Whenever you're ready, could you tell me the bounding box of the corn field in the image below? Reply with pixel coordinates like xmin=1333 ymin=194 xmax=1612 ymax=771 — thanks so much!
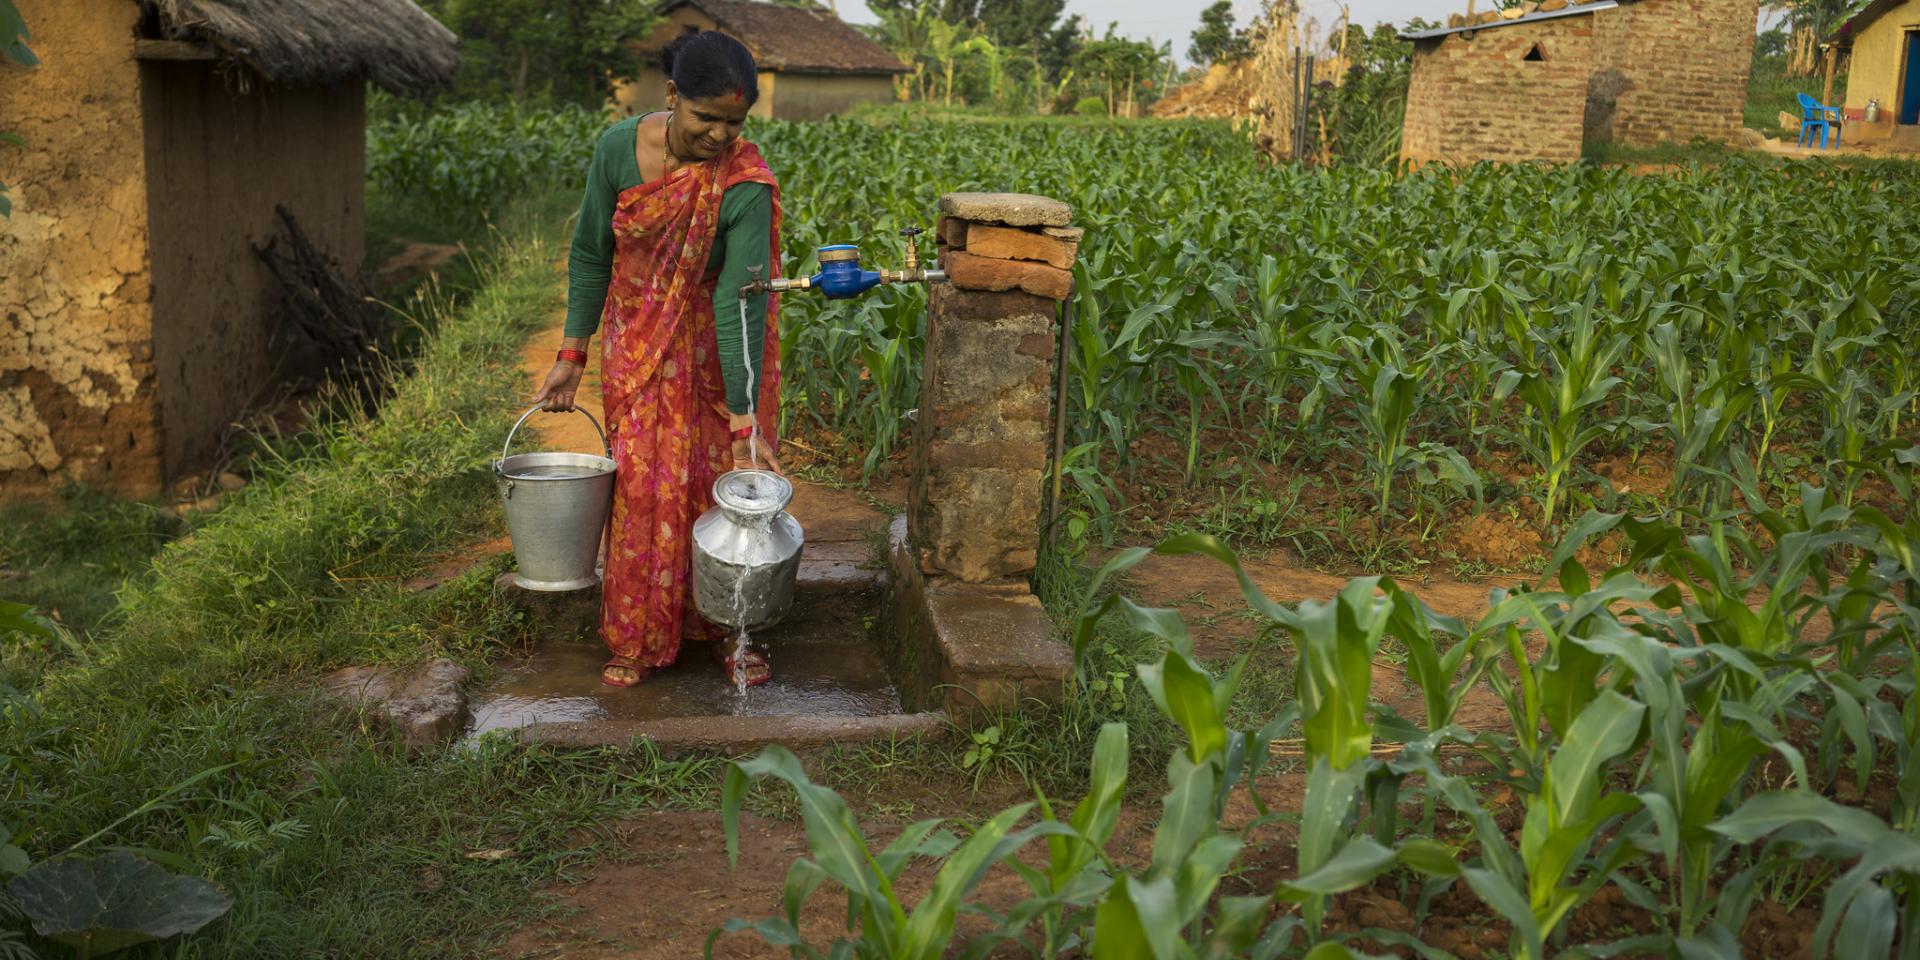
xmin=369 ymin=104 xmax=1920 ymax=959
xmin=372 ymin=111 xmax=1920 ymax=564
xmin=722 ymin=488 xmax=1920 ymax=959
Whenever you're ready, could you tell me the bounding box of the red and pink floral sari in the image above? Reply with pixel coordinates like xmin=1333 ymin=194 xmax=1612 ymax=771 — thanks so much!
xmin=599 ymin=138 xmax=781 ymax=671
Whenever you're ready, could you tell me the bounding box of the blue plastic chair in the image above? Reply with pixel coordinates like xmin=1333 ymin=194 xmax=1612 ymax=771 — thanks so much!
xmin=1798 ymin=92 xmax=1843 ymax=149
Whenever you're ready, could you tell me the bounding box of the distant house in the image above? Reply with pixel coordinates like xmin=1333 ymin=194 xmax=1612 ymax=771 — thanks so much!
xmin=1834 ymin=0 xmax=1920 ymax=147
xmin=1398 ymin=0 xmax=1758 ymax=166
xmin=0 ymin=0 xmax=456 ymax=496
xmin=613 ymin=0 xmax=909 ymax=121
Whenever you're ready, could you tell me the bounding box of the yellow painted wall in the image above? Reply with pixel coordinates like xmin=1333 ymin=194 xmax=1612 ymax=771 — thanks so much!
xmin=0 ymin=0 xmax=164 ymax=494
xmin=1845 ymin=0 xmax=1920 ymax=139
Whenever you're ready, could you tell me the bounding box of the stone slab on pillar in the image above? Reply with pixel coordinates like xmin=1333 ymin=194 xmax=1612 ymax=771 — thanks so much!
xmin=911 ymin=191 xmax=1075 ymax=584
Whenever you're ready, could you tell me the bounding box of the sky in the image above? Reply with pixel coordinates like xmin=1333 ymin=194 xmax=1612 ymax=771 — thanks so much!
xmin=837 ymin=0 xmax=1470 ymax=66
xmin=836 ymin=0 xmax=1778 ymax=68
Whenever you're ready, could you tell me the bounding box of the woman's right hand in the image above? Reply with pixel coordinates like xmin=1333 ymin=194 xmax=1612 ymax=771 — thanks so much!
xmin=532 ymin=361 xmax=585 ymax=412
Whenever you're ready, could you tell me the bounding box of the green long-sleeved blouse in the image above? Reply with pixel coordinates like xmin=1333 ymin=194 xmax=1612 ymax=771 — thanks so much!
xmin=564 ymin=114 xmax=773 ymax=415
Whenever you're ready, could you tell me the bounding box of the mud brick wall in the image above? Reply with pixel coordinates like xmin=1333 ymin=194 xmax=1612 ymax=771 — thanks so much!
xmin=1401 ymin=14 xmax=1596 ymax=166
xmin=1588 ymin=0 xmax=1759 ymax=147
xmin=0 ymin=1 xmax=164 ymax=494
xmin=911 ymin=193 xmax=1076 ymax=582
xmin=141 ymin=64 xmax=367 ymax=476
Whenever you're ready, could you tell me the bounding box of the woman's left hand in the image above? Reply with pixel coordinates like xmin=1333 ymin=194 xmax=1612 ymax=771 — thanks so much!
xmin=727 ymin=412 xmax=783 ymax=475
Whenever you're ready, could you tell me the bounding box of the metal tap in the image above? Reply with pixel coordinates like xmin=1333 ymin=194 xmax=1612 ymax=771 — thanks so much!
xmin=880 ymin=227 xmax=947 ymax=285
xmin=738 ymin=226 xmax=946 ymax=301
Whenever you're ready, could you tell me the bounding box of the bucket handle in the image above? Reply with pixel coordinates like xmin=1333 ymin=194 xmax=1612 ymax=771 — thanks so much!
xmin=501 ymin=405 xmax=612 ymax=465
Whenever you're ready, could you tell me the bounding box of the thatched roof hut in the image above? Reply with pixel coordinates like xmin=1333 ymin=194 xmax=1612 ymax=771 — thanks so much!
xmin=147 ymin=0 xmax=458 ymax=93
xmin=0 ymin=0 xmax=457 ymax=497
xmin=613 ymin=0 xmax=908 ymax=121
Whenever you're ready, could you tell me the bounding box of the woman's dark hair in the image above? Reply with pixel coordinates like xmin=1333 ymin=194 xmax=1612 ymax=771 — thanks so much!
xmin=660 ymin=31 xmax=759 ymax=106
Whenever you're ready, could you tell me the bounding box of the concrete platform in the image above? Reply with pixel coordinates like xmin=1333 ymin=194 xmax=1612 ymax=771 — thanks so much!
xmin=475 ymin=481 xmax=951 ymax=754
xmin=877 ymin=515 xmax=1072 ymax=718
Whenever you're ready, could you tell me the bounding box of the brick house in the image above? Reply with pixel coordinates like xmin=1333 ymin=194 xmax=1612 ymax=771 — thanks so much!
xmin=0 ymin=0 xmax=455 ymax=496
xmin=612 ymin=0 xmax=908 ymax=121
xmin=1400 ymin=0 xmax=1759 ymax=166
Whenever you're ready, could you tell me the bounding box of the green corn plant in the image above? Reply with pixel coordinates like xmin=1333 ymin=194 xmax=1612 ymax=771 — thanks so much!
xmin=1382 ymin=587 xmax=1486 ymax=737
xmin=1710 ymin=791 xmax=1920 ymax=960
xmin=1397 ymin=689 xmax=1651 ymax=960
xmin=1632 ymin=316 xmax=1751 ymax=512
xmin=1328 ymin=331 xmax=1480 ymax=525
xmin=1493 ymin=298 xmax=1633 ymax=528
xmin=1263 ymin=577 xmax=1397 ymax=942
xmin=715 ymin=745 xmax=1071 ymax=960
xmin=966 ymin=722 xmax=1129 ymax=959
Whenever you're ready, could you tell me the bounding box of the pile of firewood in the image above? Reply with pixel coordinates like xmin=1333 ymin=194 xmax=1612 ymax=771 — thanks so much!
xmin=252 ymin=204 xmax=391 ymax=407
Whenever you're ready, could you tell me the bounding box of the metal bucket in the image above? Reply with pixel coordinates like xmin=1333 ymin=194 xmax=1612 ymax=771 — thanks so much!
xmin=692 ymin=469 xmax=804 ymax=630
xmin=494 ymin=405 xmax=615 ymax=592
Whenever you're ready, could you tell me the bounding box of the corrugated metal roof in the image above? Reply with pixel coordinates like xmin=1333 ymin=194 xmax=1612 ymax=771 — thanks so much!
xmin=1400 ymin=1 xmax=1622 ymax=42
xmin=1834 ymin=0 xmax=1903 ymax=45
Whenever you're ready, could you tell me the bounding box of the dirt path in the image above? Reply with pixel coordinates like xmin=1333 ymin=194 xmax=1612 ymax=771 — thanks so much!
xmin=495 ymin=781 xmax=1307 ymax=959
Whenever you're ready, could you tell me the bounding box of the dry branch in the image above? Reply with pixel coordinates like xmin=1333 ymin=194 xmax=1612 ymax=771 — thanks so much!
xmin=252 ymin=204 xmax=391 ymax=404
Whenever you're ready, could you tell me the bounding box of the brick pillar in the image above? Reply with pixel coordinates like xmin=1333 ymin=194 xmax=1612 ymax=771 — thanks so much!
xmin=908 ymin=192 xmax=1079 ymax=583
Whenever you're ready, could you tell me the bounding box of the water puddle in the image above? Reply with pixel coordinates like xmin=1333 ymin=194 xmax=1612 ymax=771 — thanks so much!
xmin=464 ymin=597 xmax=901 ymax=739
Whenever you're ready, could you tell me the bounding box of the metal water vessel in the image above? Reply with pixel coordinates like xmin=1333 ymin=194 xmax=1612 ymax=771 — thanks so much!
xmin=494 ymin=406 xmax=614 ymax=591
xmin=691 ymin=469 xmax=803 ymax=629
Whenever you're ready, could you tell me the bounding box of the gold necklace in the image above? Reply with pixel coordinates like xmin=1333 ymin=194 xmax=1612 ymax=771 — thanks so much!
xmin=662 ymin=111 xmax=677 ymax=172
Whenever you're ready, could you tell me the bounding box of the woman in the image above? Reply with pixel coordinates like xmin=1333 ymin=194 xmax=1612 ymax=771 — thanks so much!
xmin=532 ymin=31 xmax=783 ymax=688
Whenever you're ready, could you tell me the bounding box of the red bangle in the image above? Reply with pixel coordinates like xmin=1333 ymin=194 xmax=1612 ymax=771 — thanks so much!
xmin=556 ymin=348 xmax=588 ymax=366
xmin=730 ymin=425 xmax=754 ymax=440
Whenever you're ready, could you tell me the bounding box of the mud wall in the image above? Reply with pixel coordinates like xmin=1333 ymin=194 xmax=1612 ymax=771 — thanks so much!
xmin=140 ymin=62 xmax=367 ymax=477
xmin=767 ymin=73 xmax=894 ymax=121
xmin=613 ymin=7 xmax=779 ymax=120
xmin=0 ymin=1 xmax=162 ymax=495
xmin=1401 ymin=15 xmax=1596 ymax=166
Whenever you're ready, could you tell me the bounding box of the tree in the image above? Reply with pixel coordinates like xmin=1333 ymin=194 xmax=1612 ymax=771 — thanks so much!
xmin=864 ymin=4 xmax=938 ymax=100
xmin=1763 ymin=0 xmax=1867 ymax=75
xmin=923 ymin=18 xmax=995 ymax=105
xmin=1073 ymin=25 xmax=1169 ymax=116
xmin=1 ymin=0 xmax=36 ymax=217
xmin=418 ymin=0 xmax=658 ymax=106
xmin=1188 ymin=0 xmax=1248 ymax=66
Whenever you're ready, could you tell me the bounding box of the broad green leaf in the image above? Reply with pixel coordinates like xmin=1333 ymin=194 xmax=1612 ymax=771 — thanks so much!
xmin=1139 ymin=652 xmax=1227 ymax=763
xmin=1090 ymin=876 xmax=1152 ymax=960
xmin=1150 ymin=752 xmax=1217 ymax=874
xmin=9 ymin=853 xmax=233 ymax=956
xmin=901 ymin=803 xmax=1035 ymax=959
xmin=1050 ymin=722 xmax=1128 ymax=885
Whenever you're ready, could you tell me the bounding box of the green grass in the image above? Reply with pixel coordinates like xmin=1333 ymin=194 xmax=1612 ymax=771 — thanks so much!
xmin=1580 ymin=137 xmax=1742 ymax=166
xmin=0 ymin=197 xmax=752 ymax=958
xmin=1745 ymin=64 xmax=1845 ymax=141
xmin=0 ymin=488 xmax=180 ymax=636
